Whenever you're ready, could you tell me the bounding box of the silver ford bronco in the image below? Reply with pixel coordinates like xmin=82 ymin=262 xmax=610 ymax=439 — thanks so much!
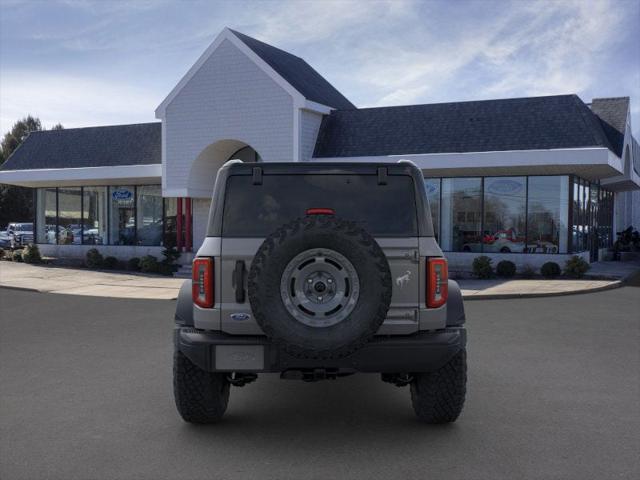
xmin=173 ymin=161 xmax=467 ymax=424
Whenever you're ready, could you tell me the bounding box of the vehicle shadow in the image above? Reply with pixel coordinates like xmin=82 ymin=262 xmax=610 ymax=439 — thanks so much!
xmin=172 ymin=373 xmax=464 ymax=457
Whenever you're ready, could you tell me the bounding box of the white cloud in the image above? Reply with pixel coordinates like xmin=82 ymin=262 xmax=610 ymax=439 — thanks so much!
xmin=0 ymin=72 xmax=160 ymax=132
xmin=334 ymin=0 xmax=626 ymax=107
xmin=0 ymin=0 xmax=637 ymax=135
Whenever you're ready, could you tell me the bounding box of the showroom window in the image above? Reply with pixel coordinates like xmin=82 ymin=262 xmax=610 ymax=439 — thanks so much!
xmin=424 ymin=178 xmax=441 ymax=241
xmin=57 ymin=188 xmax=82 ymax=245
xmin=440 ymin=178 xmax=482 ymax=252
xmin=483 ymin=177 xmax=526 ymax=253
xmin=137 ymin=185 xmax=163 ymax=246
xmin=526 ymin=176 xmax=569 ymax=254
xmin=82 ymin=187 xmax=107 ymax=245
xmin=426 ymin=174 xmax=607 ymax=254
xmin=34 ymin=185 xmax=170 ymax=247
xmin=109 ymin=186 xmax=136 ymax=245
xmin=36 ymin=188 xmax=57 ymax=244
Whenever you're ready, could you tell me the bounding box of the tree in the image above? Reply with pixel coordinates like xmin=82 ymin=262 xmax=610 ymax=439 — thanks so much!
xmin=0 ymin=115 xmax=42 ymax=164
xmin=0 ymin=116 xmax=62 ymax=229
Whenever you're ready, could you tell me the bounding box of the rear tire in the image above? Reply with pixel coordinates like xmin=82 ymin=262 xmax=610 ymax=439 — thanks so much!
xmin=173 ymin=349 xmax=230 ymax=424
xmin=410 ymin=349 xmax=467 ymax=423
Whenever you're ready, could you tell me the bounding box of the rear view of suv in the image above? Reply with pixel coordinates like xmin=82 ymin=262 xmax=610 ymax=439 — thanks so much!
xmin=173 ymin=161 xmax=467 ymax=424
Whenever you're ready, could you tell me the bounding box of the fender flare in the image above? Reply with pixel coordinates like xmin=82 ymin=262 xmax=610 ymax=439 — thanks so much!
xmin=446 ymin=280 xmax=466 ymax=326
xmin=175 ymin=280 xmax=194 ymax=326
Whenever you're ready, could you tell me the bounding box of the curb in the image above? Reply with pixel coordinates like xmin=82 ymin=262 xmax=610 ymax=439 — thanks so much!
xmin=461 ymin=280 xmax=623 ymax=301
xmin=0 ymin=285 xmax=40 ymax=293
xmin=0 ymin=284 xmax=177 ymax=300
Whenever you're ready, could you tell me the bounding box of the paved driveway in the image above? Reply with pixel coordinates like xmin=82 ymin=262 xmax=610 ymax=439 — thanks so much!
xmin=0 ymin=286 xmax=638 ymax=480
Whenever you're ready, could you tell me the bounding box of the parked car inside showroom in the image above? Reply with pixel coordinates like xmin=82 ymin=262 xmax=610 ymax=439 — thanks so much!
xmin=6 ymin=223 xmax=34 ymax=249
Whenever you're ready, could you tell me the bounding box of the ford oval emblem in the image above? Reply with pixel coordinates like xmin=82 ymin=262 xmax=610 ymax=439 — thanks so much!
xmin=230 ymin=313 xmax=250 ymax=321
xmin=487 ymin=179 xmax=523 ymax=195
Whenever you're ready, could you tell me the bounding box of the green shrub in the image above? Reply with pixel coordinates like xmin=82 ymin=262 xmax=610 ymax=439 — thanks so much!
xmin=496 ymin=260 xmax=516 ymax=278
xmin=22 ymin=244 xmax=42 ymax=264
xmin=103 ymin=256 xmax=118 ymax=270
xmin=564 ymin=255 xmax=590 ymax=278
xmin=540 ymin=262 xmax=561 ymax=278
xmin=85 ymin=248 xmax=103 ymax=269
xmin=0 ymin=248 xmax=5 ymax=260
xmin=520 ymin=264 xmax=536 ymax=279
xmin=13 ymin=250 xmax=23 ymax=262
xmin=161 ymin=246 xmax=180 ymax=266
xmin=127 ymin=257 xmax=141 ymax=271
xmin=140 ymin=255 xmax=159 ymax=273
xmin=158 ymin=262 xmax=174 ymax=276
xmin=472 ymin=256 xmax=493 ymax=279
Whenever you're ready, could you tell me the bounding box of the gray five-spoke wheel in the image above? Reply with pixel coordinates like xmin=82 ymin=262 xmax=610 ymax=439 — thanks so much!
xmin=280 ymin=248 xmax=360 ymax=328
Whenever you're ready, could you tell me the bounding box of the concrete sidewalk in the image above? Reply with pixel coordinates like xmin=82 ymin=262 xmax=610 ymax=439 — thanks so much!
xmin=458 ymin=278 xmax=620 ymax=300
xmin=1 ymin=260 xmax=638 ymax=301
xmin=458 ymin=260 xmax=640 ymax=300
xmin=0 ymin=262 xmax=183 ymax=300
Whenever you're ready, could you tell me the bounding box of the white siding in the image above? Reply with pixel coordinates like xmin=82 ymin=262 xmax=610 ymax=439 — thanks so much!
xmin=163 ymin=39 xmax=294 ymax=196
xmin=300 ymin=110 xmax=324 ymax=161
xmin=192 ymin=198 xmax=212 ymax=250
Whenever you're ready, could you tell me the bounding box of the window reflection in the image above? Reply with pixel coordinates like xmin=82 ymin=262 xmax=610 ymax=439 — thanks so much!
xmin=36 ymin=188 xmax=57 ymax=244
xmin=483 ymin=177 xmax=526 ymax=253
xmin=82 ymin=187 xmax=107 ymax=245
xmin=526 ymin=176 xmax=569 ymax=253
xmin=441 ymin=178 xmax=482 ymax=252
xmin=57 ymin=188 xmax=82 ymax=245
xmin=109 ymin=186 xmax=136 ymax=245
xmin=424 ymin=178 xmax=440 ymax=241
xmin=137 ymin=185 xmax=163 ymax=246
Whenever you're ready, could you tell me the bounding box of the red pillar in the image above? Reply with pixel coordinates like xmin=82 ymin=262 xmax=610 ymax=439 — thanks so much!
xmin=185 ymin=198 xmax=192 ymax=252
xmin=176 ymin=197 xmax=183 ymax=252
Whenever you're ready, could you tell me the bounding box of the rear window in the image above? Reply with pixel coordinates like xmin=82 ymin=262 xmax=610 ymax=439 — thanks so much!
xmin=222 ymin=174 xmax=418 ymax=237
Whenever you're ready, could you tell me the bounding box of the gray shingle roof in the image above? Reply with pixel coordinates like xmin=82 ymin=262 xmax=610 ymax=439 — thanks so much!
xmin=1 ymin=122 xmax=161 ymax=171
xmin=589 ymin=97 xmax=629 ymax=157
xmin=313 ymin=94 xmax=616 ymax=158
xmin=230 ymin=29 xmax=355 ymax=110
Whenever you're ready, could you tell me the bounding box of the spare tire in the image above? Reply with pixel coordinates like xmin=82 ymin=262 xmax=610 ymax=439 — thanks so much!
xmin=248 ymin=215 xmax=392 ymax=359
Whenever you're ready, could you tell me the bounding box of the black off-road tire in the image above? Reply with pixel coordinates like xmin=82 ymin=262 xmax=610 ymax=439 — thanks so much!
xmin=410 ymin=349 xmax=467 ymax=423
xmin=248 ymin=215 xmax=392 ymax=360
xmin=173 ymin=349 xmax=230 ymax=424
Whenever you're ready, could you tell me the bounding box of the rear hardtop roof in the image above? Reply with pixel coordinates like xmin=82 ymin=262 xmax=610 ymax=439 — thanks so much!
xmin=225 ymin=161 xmax=422 ymax=177
xmin=208 ymin=161 xmax=433 ymax=237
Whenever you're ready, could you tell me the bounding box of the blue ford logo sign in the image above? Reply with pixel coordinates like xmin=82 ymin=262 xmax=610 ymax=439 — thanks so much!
xmin=488 ymin=179 xmax=523 ymax=195
xmin=424 ymin=182 xmax=439 ymax=194
xmin=111 ymin=189 xmax=133 ymax=201
xmin=230 ymin=313 xmax=250 ymax=321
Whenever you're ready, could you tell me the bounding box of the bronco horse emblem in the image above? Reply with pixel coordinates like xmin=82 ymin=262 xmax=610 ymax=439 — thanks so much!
xmin=396 ymin=270 xmax=411 ymax=287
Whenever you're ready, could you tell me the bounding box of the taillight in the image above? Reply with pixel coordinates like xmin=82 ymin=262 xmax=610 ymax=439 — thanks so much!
xmin=427 ymin=257 xmax=448 ymax=308
xmin=192 ymin=257 xmax=214 ymax=308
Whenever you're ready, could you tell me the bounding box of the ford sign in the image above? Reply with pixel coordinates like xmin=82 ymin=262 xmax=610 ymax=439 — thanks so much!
xmin=424 ymin=181 xmax=439 ymax=194
xmin=111 ymin=189 xmax=133 ymax=201
xmin=487 ymin=179 xmax=523 ymax=195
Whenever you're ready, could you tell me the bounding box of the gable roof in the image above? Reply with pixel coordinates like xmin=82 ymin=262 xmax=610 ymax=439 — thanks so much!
xmin=589 ymin=97 xmax=629 ymax=157
xmin=229 ymin=30 xmax=355 ymax=110
xmin=313 ymin=94 xmax=616 ymax=158
xmin=1 ymin=122 xmax=161 ymax=171
xmin=156 ymin=28 xmax=355 ymax=116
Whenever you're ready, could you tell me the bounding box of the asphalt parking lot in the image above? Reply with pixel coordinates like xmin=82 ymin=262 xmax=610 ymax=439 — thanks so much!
xmin=1 ymin=284 xmax=639 ymax=480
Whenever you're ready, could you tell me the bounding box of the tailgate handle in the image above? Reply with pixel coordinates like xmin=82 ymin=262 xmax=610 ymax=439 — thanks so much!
xmin=232 ymin=260 xmax=246 ymax=303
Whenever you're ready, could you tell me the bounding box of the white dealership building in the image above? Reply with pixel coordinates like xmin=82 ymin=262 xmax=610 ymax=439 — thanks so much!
xmin=1 ymin=28 xmax=638 ymax=269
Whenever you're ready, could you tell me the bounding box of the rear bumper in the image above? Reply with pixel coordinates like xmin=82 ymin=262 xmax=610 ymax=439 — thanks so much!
xmin=176 ymin=327 xmax=466 ymax=374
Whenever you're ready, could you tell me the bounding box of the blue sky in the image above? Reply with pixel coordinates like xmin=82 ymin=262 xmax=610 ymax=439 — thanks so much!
xmin=1 ymin=0 xmax=639 ymax=137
